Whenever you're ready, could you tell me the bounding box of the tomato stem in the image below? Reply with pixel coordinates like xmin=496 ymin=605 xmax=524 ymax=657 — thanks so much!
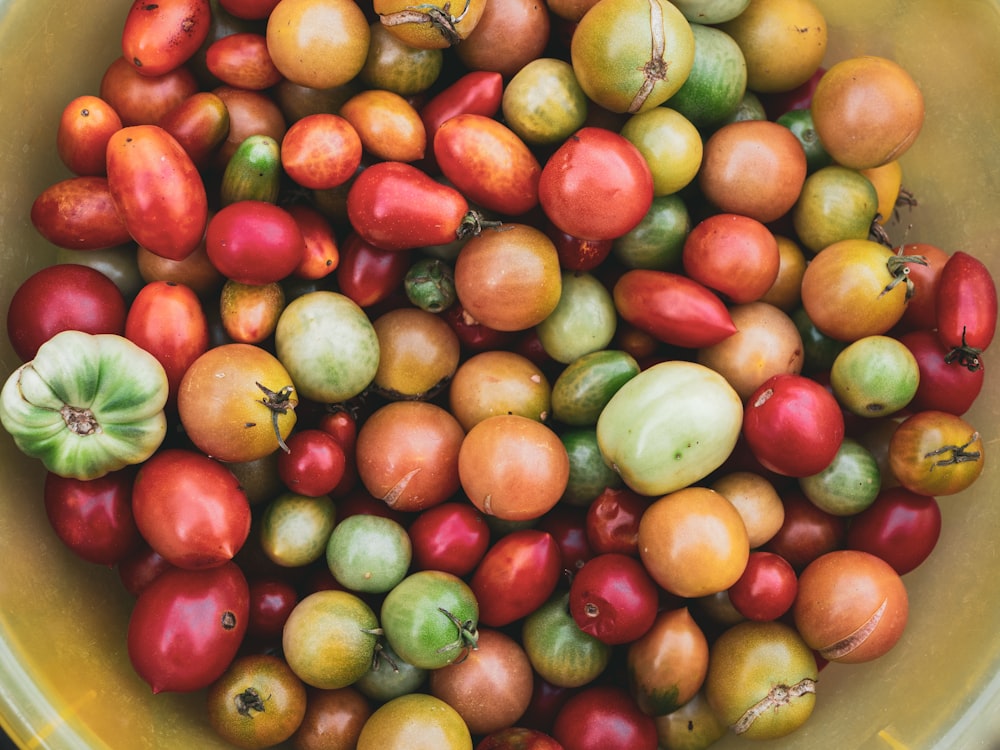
xmin=924 ymin=431 xmax=981 ymax=468
xmin=256 ymin=382 xmax=297 ymax=453
xmin=435 ymin=607 xmax=479 ymax=663
xmin=943 ymin=327 xmax=984 ymax=372
xmin=456 ymin=210 xmax=504 ymax=240
xmin=378 ymin=0 xmax=472 ymax=46
xmin=881 ymin=253 xmax=928 ymax=299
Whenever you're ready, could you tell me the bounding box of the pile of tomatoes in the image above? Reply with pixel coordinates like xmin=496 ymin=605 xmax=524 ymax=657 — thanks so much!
xmin=2 ymin=0 xmax=997 ymax=747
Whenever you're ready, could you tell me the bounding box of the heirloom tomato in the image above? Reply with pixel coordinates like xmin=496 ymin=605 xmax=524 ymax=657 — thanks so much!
xmin=475 ymin=727 xmax=563 ymax=750
xmin=290 ymin=686 xmax=371 ymax=750
xmin=277 ymin=429 xmax=347 ymax=498
xmin=727 ymin=550 xmax=798 ymax=622
xmin=121 ymin=0 xmax=211 ymax=76
xmin=281 ymin=113 xmax=363 ymax=190
xmin=99 ymin=55 xmax=199 ymax=126
xmin=522 ymin=594 xmax=611 ymax=688
xmin=469 ymin=529 xmax=562 ymax=627
xmin=374 ymin=0 xmax=487 ymax=49
xmin=326 ymin=514 xmax=412 ymax=594
xmin=30 ymin=176 xmax=131 ymax=250
xmin=246 ymin=576 xmax=298 ymax=641
xmin=846 ymin=486 xmax=941 ymax=575
xmin=682 ymin=213 xmax=780 ymax=304
xmin=340 ymin=89 xmax=427 ymax=163
xmin=762 ymin=489 xmax=846 ymax=571
xmin=219 ymin=281 xmax=285 ymax=344
xmin=205 ymin=32 xmax=283 ymax=90
xmin=899 ymin=329 xmax=984 ymax=415
xmin=206 ymin=201 xmax=305 ymax=285
xmin=552 ymin=685 xmax=658 ymax=750
xmin=357 ymin=693 xmax=472 ymax=750
xmin=888 ymin=410 xmax=985 ymax=496
xmin=158 ymin=91 xmax=231 ymax=169
xmin=336 ymin=232 xmax=412 ymax=308
xmin=626 ymin=607 xmax=709 ymax=716
xmin=666 ymin=23 xmax=748 ymax=128
xmin=935 ymin=250 xmax=997 ymax=367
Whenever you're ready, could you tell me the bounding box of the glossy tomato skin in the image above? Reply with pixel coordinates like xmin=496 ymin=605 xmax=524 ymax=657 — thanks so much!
xmin=127 ymin=560 xmax=249 ymax=693
xmin=246 ymin=576 xmax=299 ymax=641
xmin=100 ymin=56 xmax=200 ymax=127
xmin=898 ymin=329 xmax=984 ymax=415
xmin=584 ymin=486 xmax=649 ymax=557
xmin=335 ymin=232 xmax=412 ymax=308
xmin=420 ymin=70 xmax=504 ymax=169
xmin=206 ymin=200 xmax=305 ymax=284
xmin=846 ymin=486 xmax=941 ymax=575
xmin=277 ymin=429 xmax=347 ymax=497
xmin=552 ymin=685 xmax=658 ymax=750
xmin=43 ymin=469 xmax=141 ymax=566
xmin=727 ymin=550 xmax=798 ymax=621
xmin=568 ymin=553 xmax=658 ymax=645
xmin=30 ymin=176 xmax=132 ymax=250
xmin=6 ymin=264 xmax=127 ymax=361
xmin=762 ymin=489 xmax=847 ymax=572
xmin=57 ymin=95 xmax=123 ymax=176
xmin=470 ymin=529 xmax=563 ymax=627
xmin=106 ymin=124 xmax=208 ymax=261
xmin=122 ymin=0 xmax=212 ymax=76
xmin=935 ymin=250 xmax=998 ymax=363
xmin=205 ymin=31 xmax=283 ymax=90
xmin=408 ymin=501 xmax=491 ymax=576
xmin=682 ymin=213 xmax=781 ymax=304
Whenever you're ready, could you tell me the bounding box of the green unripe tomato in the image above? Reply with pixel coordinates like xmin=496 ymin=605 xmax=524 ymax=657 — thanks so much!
xmin=502 ymin=57 xmax=588 ymax=146
xmin=799 ymin=437 xmax=881 ymax=516
xmin=792 ymin=165 xmax=879 ymax=254
xmin=830 ymin=334 xmax=920 ymax=417
xmin=536 ymin=271 xmax=617 ymax=364
xmin=666 ymin=24 xmax=747 ymax=128
xmin=326 ymin=514 xmax=412 ymax=593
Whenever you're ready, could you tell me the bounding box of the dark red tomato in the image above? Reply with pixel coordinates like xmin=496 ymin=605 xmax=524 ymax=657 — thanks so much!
xmin=106 ymin=124 xmax=208 ymax=261
xmin=100 ymin=55 xmax=200 ymax=127
xmin=420 ymin=70 xmax=504 ymax=170
xmin=682 ymin=213 xmax=780 ymax=304
xmin=846 ymin=486 xmax=941 ymax=575
xmin=539 ymin=127 xmax=654 ymax=241
xmin=612 ymin=269 xmax=737 ymax=349
xmin=118 ymin=543 xmax=174 ymax=596
xmin=125 ymin=280 xmax=210 ymax=407
xmin=896 ymin=242 xmax=949 ymax=332
xmin=246 ymin=576 xmax=299 ymax=641
xmin=759 ymin=66 xmax=826 ymax=120
xmin=743 ymin=373 xmax=845 ymax=477
xmin=519 ymin=674 xmax=576 ymax=733
xmin=434 ymin=113 xmax=541 ymax=216
xmin=219 ymin=0 xmax=281 ymax=18
xmin=443 ymin=301 xmax=518 ymax=351
xmin=317 ymin=406 xmax=360 ymax=497
xmin=552 ymin=685 xmax=658 ymax=750
xmin=536 ymin=503 xmax=594 ymax=575
xmin=568 ymin=553 xmax=658 ymax=645
xmin=899 ymin=329 xmax=984 ymax=415
xmin=408 ymin=501 xmax=491 ymax=576
xmin=335 ymin=232 xmax=412 ymax=308
xmin=546 ymin=222 xmax=614 ymax=272
xmin=585 ymin=487 xmax=650 ymax=557
xmin=346 ymin=161 xmax=472 ymax=251
xmin=131 ymin=448 xmax=252 ymax=570
xmin=277 ymin=429 xmax=347 ymax=497
xmin=476 ymin=727 xmax=565 ymax=750
xmin=127 ymin=560 xmax=249 ymax=693
xmin=30 ymin=176 xmax=132 ymax=249
xmin=206 ymin=200 xmax=305 ymax=284
xmin=287 ymin=203 xmax=340 ymax=280
xmin=469 ymin=529 xmax=562 ymax=627
xmin=158 ymin=91 xmax=231 ymax=168
xmin=6 ymin=264 xmax=126 ymax=361
xmin=936 ymin=251 xmax=998 ymax=367
xmin=763 ymin=490 xmax=847 ymax=572
xmin=122 ymin=0 xmax=211 ymax=76
xmin=44 ymin=469 xmax=141 ymax=566
xmin=727 ymin=550 xmax=798 ymax=622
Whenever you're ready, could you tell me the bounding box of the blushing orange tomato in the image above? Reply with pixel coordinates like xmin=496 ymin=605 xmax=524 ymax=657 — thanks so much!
xmin=888 ymin=410 xmax=985 ymax=496
xmin=281 ymin=113 xmax=363 ymax=191
xmin=56 ymin=96 xmax=122 ymax=176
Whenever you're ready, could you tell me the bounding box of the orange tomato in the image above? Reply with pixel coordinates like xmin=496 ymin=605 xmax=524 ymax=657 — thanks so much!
xmin=281 ymin=113 xmax=363 ymax=190
xmin=56 ymin=95 xmax=122 ymax=176
xmin=340 ymin=89 xmax=427 ymax=163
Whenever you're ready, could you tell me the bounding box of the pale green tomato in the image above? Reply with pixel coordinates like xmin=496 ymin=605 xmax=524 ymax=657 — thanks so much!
xmin=0 ymin=330 xmax=168 ymax=480
xmin=830 ymin=334 xmax=919 ymax=417
xmin=596 ymin=361 xmax=743 ymax=495
xmin=620 ymin=108 xmax=703 ymax=197
xmin=502 ymin=57 xmax=588 ymax=146
xmin=669 ymin=0 xmax=749 ymax=24
xmin=274 ymin=291 xmax=380 ymax=403
xmin=326 ymin=514 xmax=412 ymax=593
xmin=799 ymin=437 xmax=881 ymax=516
xmin=536 ymin=271 xmax=616 ymax=364
xmin=260 ymin=492 xmax=337 ymax=567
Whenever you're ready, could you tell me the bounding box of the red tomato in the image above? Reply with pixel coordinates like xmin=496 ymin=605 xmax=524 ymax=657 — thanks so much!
xmin=434 ymin=113 xmax=541 ymax=216
xmin=552 ymin=685 xmax=658 ymax=750
xmin=346 ymin=161 xmax=473 ymax=251
xmin=317 ymin=406 xmax=360 ymax=497
xmin=44 ymin=469 xmax=141 ymax=566
xmin=546 ymin=222 xmax=614 ymax=272
xmin=125 ymin=280 xmax=210 ymax=406
xmin=935 ymin=250 xmax=998 ymax=366
xmin=118 ymin=544 xmax=174 ymax=596
xmin=281 ymin=113 xmax=363 ymax=190
xmin=335 ymin=232 xmax=412 ymax=308
xmin=568 ymin=553 xmax=659 ymax=645
xmin=157 ymin=91 xmax=231 ymax=168
xmin=443 ymin=301 xmax=518 ymax=352
xmin=100 ymin=55 xmax=200 ymax=126
xmin=408 ymin=501 xmax=491 ymax=576
xmin=420 ymin=70 xmax=504 ymax=170
xmin=246 ymin=576 xmax=299 ymax=641
xmin=6 ymin=264 xmax=127 ymax=361
xmin=584 ymin=487 xmax=650 ymax=557
xmin=895 ymin=242 xmax=949 ymax=332
xmin=276 ymin=429 xmax=347 ymax=497
xmin=539 ymin=127 xmax=654 ymax=241
xmin=205 ymin=32 xmax=283 ymax=90
xmin=612 ymin=269 xmax=737 ymax=349
xmin=287 ymin=203 xmax=340 ymax=280
xmin=682 ymin=213 xmax=781 ymax=304
xmin=122 ymin=0 xmax=212 ymax=76
xmin=743 ymin=373 xmax=845 ymax=477
xmin=846 ymin=486 xmax=941 ymax=575
xmin=535 ymin=503 xmax=595 ymax=575
xmin=469 ymin=529 xmax=563 ymax=627
xmin=727 ymin=550 xmax=799 ymax=622
xmin=56 ymin=95 xmax=123 ymax=176
xmin=30 ymin=176 xmax=132 ymax=250
xmin=759 ymin=66 xmax=826 ymax=120
xmin=762 ymin=489 xmax=847 ymax=572
xmin=106 ymin=124 xmax=208 ymax=260
xmin=898 ymin=329 xmax=984 ymax=415
xmin=476 ymin=727 xmax=565 ymax=750
xmin=131 ymin=449 xmax=252 ymax=570
xmin=126 ymin=561 xmax=249 ymax=693
xmin=205 ymin=200 xmax=305 ymax=284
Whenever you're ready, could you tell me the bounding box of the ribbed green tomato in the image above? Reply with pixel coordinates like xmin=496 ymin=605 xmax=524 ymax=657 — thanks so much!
xmin=0 ymin=330 xmax=167 ymax=480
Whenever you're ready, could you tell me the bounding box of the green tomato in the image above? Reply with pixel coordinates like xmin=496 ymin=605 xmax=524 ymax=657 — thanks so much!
xmin=0 ymin=330 xmax=168 ymax=480
xmin=776 ymin=108 xmax=833 ymax=173
xmin=665 ymin=24 xmax=748 ymax=128
xmin=620 ymin=109 xmax=703 ymax=198
xmin=502 ymin=57 xmax=588 ymax=146
xmin=536 ymin=271 xmax=617 ymax=364
xmin=260 ymin=492 xmax=336 ymax=568
xmin=355 ymin=639 xmax=428 ymax=703
xmin=560 ymin=428 xmax=624 ymax=506
xmin=792 ymin=306 xmax=848 ymax=375
xmin=551 ymin=349 xmax=640 ymax=427
xmin=830 ymin=334 xmax=920 ymax=417
xmin=799 ymin=437 xmax=881 ymax=516
xmin=612 ymin=193 xmax=691 ymax=270
xmin=669 ymin=0 xmax=748 ymax=24
xmin=274 ymin=291 xmax=380 ymax=403
xmin=792 ymin=165 xmax=879 ymax=254
xmin=326 ymin=514 xmax=412 ymax=593
xmin=596 ymin=361 xmax=743 ymax=496
xmin=521 ymin=593 xmax=611 ymax=688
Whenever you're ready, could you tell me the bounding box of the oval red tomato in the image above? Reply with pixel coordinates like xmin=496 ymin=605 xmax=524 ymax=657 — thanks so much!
xmin=408 ymin=501 xmax=491 ymax=577
xmin=469 ymin=529 xmax=562 ymax=627
xmin=121 ymin=0 xmax=212 ymax=76
xmin=206 ymin=200 xmax=305 ymax=284
xmin=846 ymin=486 xmax=941 ymax=575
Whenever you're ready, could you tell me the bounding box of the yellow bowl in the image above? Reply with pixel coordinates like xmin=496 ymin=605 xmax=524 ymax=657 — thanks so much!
xmin=1 ymin=1 xmax=999 ymax=748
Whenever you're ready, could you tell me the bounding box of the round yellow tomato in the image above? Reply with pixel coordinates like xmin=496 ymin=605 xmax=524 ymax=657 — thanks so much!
xmin=357 ymin=693 xmax=473 ymax=750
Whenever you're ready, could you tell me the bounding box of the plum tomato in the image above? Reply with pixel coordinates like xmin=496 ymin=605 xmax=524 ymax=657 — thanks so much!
xmin=469 ymin=529 xmax=562 ymax=627
xmin=899 ymin=329 xmax=984 ymax=415
xmin=569 ymin=552 xmax=658 ymax=645
xmin=727 ymin=550 xmax=798 ymax=622
xmin=30 ymin=176 xmax=132 ymax=250
xmin=935 ymin=250 xmax=998 ymax=368
xmin=121 ymin=0 xmax=212 ymax=77
xmin=888 ymin=410 xmax=985 ymax=496
xmin=205 ymin=32 xmax=284 ymax=91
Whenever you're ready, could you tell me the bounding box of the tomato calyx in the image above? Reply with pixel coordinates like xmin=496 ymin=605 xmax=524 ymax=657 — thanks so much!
xmin=405 ymin=258 xmax=457 ymax=313
xmin=880 ymin=253 xmax=928 ymax=299
xmin=234 ymin=687 xmax=267 ymax=717
xmin=869 ymin=215 xmax=892 ymax=247
xmin=629 ymin=0 xmax=669 ymax=114
xmin=732 ymin=678 xmax=818 ymax=735
xmin=924 ymin=431 xmax=982 ymax=468
xmin=255 ymin=382 xmax=297 ymax=453
xmin=456 ymin=210 xmax=503 ymax=240
xmin=379 ymin=0 xmax=473 ymax=46
xmin=435 ymin=606 xmax=480 ymax=663
xmin=943 ymin=327 xmax=984 ymax=372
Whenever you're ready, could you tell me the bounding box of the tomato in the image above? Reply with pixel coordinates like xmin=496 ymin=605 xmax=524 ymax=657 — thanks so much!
xmin=536 ymin=272 xmax=617 ymax=365
xmin=206 ymin=655 xmax=307 ymax=749
xmin=743 ymin=373 xmax=845 ymax=477
xmin=762 ymin=489 xmax=846 ymax=571
xmin=126 ymin=560 xmax=249 ymax=693
xmin=205 ymin=32 xmax=283 ymax=90
xmin=469 ymin=529 xmax=562 ymax=627
xmin=246 ymin=576 xmax=298 ymax=641
xmin=361 ymin=22 xmax=443 ymax=96
xmin=158 ymin=91 xmax=231 ymax=168
xmin=683 ymin=214 xmax=780 ymax=304
xmin=219 ymin=280 xmax=285 ymax=344
xmin=43 ymin=469 xmax=141 ymax=566
xmin=429 ymin=628 xmax=534 ymax=735
xmin=326 ymin=514 xmax=412 ymax=593
xmin=122 ymin=0 xmax=211 ymax=76
xmin=280 ymin=114 xmax=363 ymax=191
xmin=56 ymin=96 xmax=122 ymax=176
xmin=205 ymin=200 xmax=305 ymax=284
xmin=846 ymin=486 xmax=941 ymax=576
xmin=793 ymin=549 xmax=909 ymax=663
xmin=286 ymin=203 xmax=340 ymax=280
xmin=585 ymin=486 xmax=649 ymax=557
xmin=888 ymin=410 xmax=985 ymax=496
xmin=626 ymin=607 xmax=709 ymax=717
xmin=501 ymin=58 xmax=587 ymax=147
xmin=569 ymin=552 xmax=658 ymax=645
xmin=475 ymin=727 xmax=564 ymax=750
xmin=830 ymin=334 xmax=919 ymax=418
xmin=552 ymin=685 xmax=658 ymax=750
xmin=335 ymin=232 xmax=412 ymax=308
xmin=799 ymin=437 xmax=881 ymax=517
xmin=6 ymin=264 xmax=127 ymax=361
xmin=219 ymin=0 xmax=281 ymax=18
xmin=710 ymin=471 xmax=785 ymax=549
xmin=100 ymin=55 xmax=199 ymax=126
xmin=935 ymin=250 xmax=998 ymax=367
xmin=106 ymin=125 xmax=208 ymax=261
xmin=899 ymin=329 xmax=984 ymax=415
xmin=213 ymin=86 xmax=288 ymax=166
xmin=30 ymin=176 xmax=131 ymax=250
xmin=357 ymin=693 xmax=473 ymax=750
xmin=409 ymin=501 xmax=490 ymax=576
xmin=118 ymin=543 xmax=173 ymax=596
xmin=895 ymin=242 xmax=949 ymax=332
xmin=420 ymin=71 xmax=504 ymax=166
xmin=374 ymin=0 xmax=488 ymax=49
xmin=136 ymin=238 xmax=225 ymax=297
xmin=222 ymin=135 xmax=282 ymax=204
xmin=620 ymin=107 xmax=703 ymax=198
xmin=539 ymin=127 xmax=654 ymax=241
xmin=291 ymin=686 xmax=372 ymax=750
xmin=435 ymin=114 xmax=541 ymax=216
xmin=777 ymin=107 xmax=832 ymax=173
xmin=260 ymin=492 xmax=337 ymax=568
xmin=381 ymin=570 xmax=480 ymax=670
xmin=791 ymin=165 xmax=879 ymax=254
xmin=551 ymin=349 xmax=639 ymax=428
xmin=265 ymin=0 xmax=370 ymax=89
xmin=727 ymin=550 xmax=798 ymax=622
xmin=340 ymin=89 xmax=427 ymax=163
xmin=370 ymin=307 xmax=461 ymax=399
xmin=652 ymin=691 xmax=727 ymax=750
xmin=522 ymin=593 xmax=611 ymax=688
xmin=666 ymin=23 xmax=748 ymax=128
xmin=277 ymin=429 xmax=347 ymax=498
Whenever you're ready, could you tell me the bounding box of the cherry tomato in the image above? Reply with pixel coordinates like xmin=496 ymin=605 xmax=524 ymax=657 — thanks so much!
xmin=118 ymin=543 xmax=173 ymax=597
xmin=552 ymin=685 xmax=658 ymax=750
xmin=205 ymin=32 xmax=283 ymax=90
xmin=121 ymin=0 xmax=212 ymax=77
xmin=335 ymin=232 xmax=412 ymax=308
xmin=896 ymin=242 xmax=949 ymax=332
xmin=246 ymin=576 xmax=299 ymax=641
xmin=935 ymin=250 xmax=998 ymax=367
xmin=762 ymin=489 xmax=847 ymax=572
xmin=569 ymin=552 xmax=658 ymax=645
xmin=56 ymin=95 xmax=123 ymax=176
xmin=682 ymin=213 xmax=780 ymax=304
xmin=846 ymin=486 xmax=941 ymax=575
xmin=408 ymin=501 xmax=491 ymax=576
xmin=727 ymin=550 xmax=798 ymax=622
xmin=470 ymin=529 xmax=562 ymax=627
xmin=158 ymin=91 xmax=231 ymax=168
xmin=206 ymin=200 xmax=305 ymax=285
xmin=277 ymin=429 xmax=347 ymax=498
xmin=626 ymin=607 xmax=709 ymax=717
xmin=584 ymin=486 xmax=649 ymax=557
xmin=888 ymin=410 xmax=985 ymax=496
xmin=281 ymin=113 xmax=363 ymax=190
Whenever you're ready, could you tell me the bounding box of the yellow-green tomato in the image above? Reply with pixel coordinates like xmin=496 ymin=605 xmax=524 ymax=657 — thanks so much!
xmin=830 ymin=334 xmax=920 ymax=417
xmin=536 ymin=271 xmax=617 ymax=364
xmin=704 ymin=620 xmax=818 ymax=740
xmin=260 ymin=492 xmax=337 ymax=567
xmin=654 ymin=690 xmax=727 ymax=750
xmin=596 ymin=361 xmax=743 ymax=495
xmin=502 ymin=58 xmax=588 ymax=146
xmin=620 ymin=107 xmax=703 ymax=196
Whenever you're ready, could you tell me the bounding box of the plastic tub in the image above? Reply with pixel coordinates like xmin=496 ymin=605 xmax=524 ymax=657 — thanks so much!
xmin=1 ymin=0 xmax=999 ymax=748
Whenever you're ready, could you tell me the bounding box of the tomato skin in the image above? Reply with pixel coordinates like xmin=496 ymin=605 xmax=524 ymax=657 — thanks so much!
xmin=205 ymin=32 xmax=283 ymax=90
xmin=935 ymin=251 xmax=998 ymax=362
xmin=126 ymin=560 xmax=249 ymax=693
xmin=56 ymin=95 xmax=123 ymax=176
xmin=122 ymin=0 xmax=212 ymax=76
xmin=206 ymin=200 xmax=306 ymax=284
xmin=100 ymin=56 xmax=200 ymax=126
xmin=898 ymin=329 xmax=984 ymax=415
xmin=613 ymin=269 xmax=737 ymax=349
xmin=335 ymin=232 xmax=412 ymax=308
xmin=727 ymin=550 xmax=798 ymax=622
xmin=420 ymin=70 xmax=504 ymax=169
xmin=569 ymin=553 xmax=658 ymax=645
xmin=30 ymin=176 xmax=131 ymax=251
xmin=552 ymin=685 xmax=658 ymax=750
xmin=106 ymin=124 xmax=208 ymax=261
xmin=276 ymin=429 xmax=347 ymax=497
xmin=846 ymin=486 xmax=941 ymax=575
xmin=158 ymin=91 xmax=231 ymax=168
xmin=584 ymin=486 xmax=649 ymax=557
xmin=408 ymin=501 xmax=491 ymax=577
xmin=762 ymin=489 xmax=846 ymax=572
xmin=888 ymin=410 xmax=985 ymax=496
xmin=125 ymin=280 xmax=210 ymax=407
xmin=346 ymin=161 xmax=472 ymax=251
xmin=469 ymin=529 xmax=562 ymax=627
